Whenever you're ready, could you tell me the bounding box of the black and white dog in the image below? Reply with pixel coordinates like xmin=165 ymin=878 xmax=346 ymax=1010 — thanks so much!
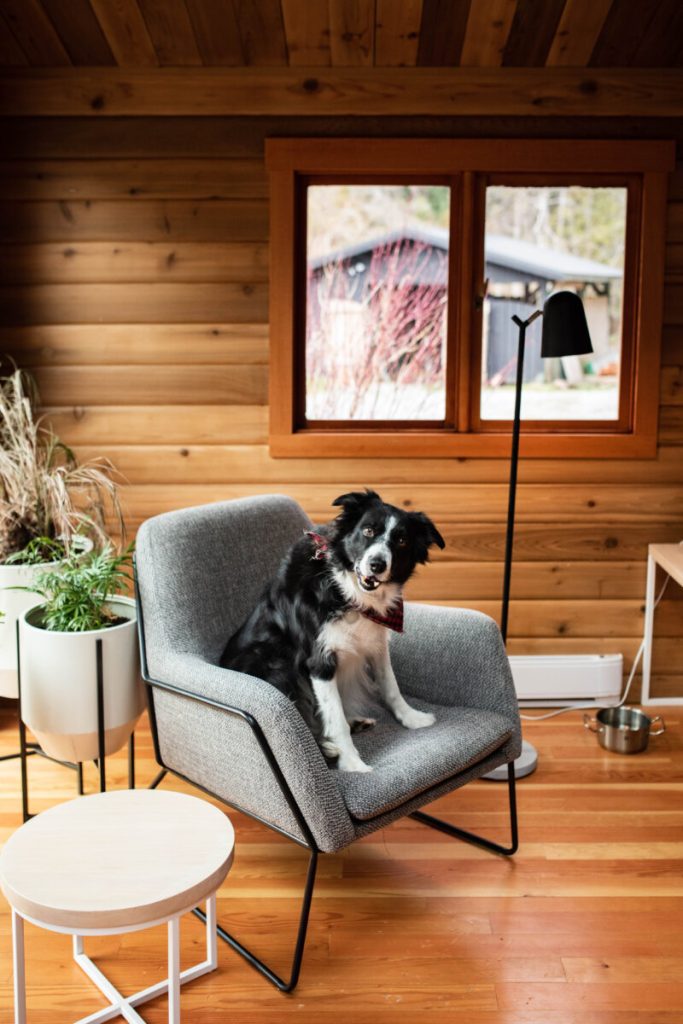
xmin=220 ymin=490 xmax=445 ymax=772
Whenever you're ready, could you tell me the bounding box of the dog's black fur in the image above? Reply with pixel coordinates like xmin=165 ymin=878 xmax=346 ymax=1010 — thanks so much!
xmin=219 ymin=490 xmax=444 ymax=752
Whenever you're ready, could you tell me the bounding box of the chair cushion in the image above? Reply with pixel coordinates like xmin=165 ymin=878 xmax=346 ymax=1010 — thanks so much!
xmin=333 ymin=699 xmax=513 ymax=820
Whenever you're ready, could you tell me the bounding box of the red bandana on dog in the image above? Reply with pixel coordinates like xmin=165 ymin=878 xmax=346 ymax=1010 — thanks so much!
xmin=305 ymin=530 xmax=404 ymax=634
xmin=359 ymin=602 xmax=404 ymax=634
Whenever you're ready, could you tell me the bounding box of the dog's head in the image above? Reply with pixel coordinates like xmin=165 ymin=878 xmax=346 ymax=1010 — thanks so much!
xmin=331 ymin=489 xmax=445 ymax=593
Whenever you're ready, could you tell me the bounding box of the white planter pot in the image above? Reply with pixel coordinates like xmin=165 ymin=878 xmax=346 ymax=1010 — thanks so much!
xmin=0 ymin=538 xmax=93 ymax=700
xmin=0 ymin=559 xmax=62 ymax=699
xmin=19 ymin=596 xmax=145 ymax=764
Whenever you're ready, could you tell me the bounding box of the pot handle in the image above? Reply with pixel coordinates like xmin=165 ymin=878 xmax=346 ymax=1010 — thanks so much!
xmin=650 ymin=715 xmax=666 ymax=737
xmin=583 ymin=713 xmax=598 ymax=733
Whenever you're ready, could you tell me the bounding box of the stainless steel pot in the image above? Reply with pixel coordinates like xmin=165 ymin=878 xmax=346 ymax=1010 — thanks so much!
xmin=583 ymin=706 xmax=665 ymax=754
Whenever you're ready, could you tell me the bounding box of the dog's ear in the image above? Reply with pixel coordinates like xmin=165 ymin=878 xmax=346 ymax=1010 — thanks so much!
xmin=332 ymin=490 xmax=381 ymax=515
xmin=331 ymin=490 xmax=381 ymax=532
xmin=408 ymin=511 xmax=446 ymax=562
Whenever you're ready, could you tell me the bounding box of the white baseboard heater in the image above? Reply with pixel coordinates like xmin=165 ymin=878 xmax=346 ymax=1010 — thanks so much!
xmin=508 ymin=654 xmax=623 ymax=706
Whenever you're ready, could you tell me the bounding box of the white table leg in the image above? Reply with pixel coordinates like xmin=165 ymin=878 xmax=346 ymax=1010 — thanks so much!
xmin=642 ymin=551 xmax=657 ymax=705
xmin=12 ymin=910 xmax=26 ymax=1024
xmin=168 ymin=916 xmax=180 ymax=1024
xmin=206 ymin=894 xmax=217 ymax=970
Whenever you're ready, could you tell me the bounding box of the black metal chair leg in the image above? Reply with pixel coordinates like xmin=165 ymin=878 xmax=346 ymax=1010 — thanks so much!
xmin=149 ymin=768 xmax=167 ymax=789
xmin=410 ymin=761 xmax=519 ymax=856
xmin=192 ymin=847 xmax=318 ymax=993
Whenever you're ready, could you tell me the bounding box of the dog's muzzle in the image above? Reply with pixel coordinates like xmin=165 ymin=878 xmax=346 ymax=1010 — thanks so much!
xmin=355 ymin=566 xmax=382 ymax=592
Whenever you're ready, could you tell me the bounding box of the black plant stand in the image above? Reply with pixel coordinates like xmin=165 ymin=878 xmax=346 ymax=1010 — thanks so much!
xmin=16 ymin=623 xmax=135 ymax=822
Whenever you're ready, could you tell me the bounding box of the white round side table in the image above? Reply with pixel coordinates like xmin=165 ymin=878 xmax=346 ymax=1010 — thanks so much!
xmin=0 ymin=789 xmax=234 ymax=1024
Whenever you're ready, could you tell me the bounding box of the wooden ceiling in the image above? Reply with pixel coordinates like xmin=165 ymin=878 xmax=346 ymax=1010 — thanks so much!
xmin=1 ymin=0 xmax=682 ymax=70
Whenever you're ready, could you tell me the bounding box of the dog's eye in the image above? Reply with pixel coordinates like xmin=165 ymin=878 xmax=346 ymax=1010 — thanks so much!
xmin=362 ymin=526 xmax=375 ymax=538
xmin=396 ymin=536 xmax=407 ymax=547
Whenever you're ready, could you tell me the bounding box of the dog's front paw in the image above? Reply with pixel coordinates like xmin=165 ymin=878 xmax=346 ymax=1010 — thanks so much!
xmin=400 ymin=708 xmax=436 ymax=730
xmin=337 ymin=754 xmax=373 ymax=773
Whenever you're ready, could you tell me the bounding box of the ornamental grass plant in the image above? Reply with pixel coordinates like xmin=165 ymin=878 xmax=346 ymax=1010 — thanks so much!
xmin=0 ymin=365 xmax=123 ymax=562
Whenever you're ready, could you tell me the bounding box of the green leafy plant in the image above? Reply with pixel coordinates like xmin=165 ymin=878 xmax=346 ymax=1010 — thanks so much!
xmin=0 ymin=365 xmax=124 ymax=563
xmin=5 ymin=536 xmax=69 ymax=566
xmin=23 ymin=544 xmax=134 ymax=633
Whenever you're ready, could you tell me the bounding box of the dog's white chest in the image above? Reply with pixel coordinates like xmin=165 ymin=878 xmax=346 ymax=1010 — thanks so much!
xmin=319 ymin=612 xmax=386 ymax=661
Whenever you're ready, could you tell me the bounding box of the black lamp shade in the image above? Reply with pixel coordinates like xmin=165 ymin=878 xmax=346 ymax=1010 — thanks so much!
xmin=540 ymin=290 xmax=593 ymax=358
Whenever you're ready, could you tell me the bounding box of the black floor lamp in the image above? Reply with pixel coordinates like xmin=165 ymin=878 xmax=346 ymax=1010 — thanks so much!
xmin=486 ymin=291 xmax=593 ymax=781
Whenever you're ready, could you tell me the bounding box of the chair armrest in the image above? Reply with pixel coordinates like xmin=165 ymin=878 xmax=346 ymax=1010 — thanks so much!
xmin=145 ymin=652 xmax=355 ymax=853
xmin=389 ymin=604 xmax=520 ymax=727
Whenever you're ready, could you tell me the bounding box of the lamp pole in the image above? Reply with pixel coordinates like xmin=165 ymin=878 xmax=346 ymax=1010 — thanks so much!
xmin=487 ymin=292 xmax=592 ymax=782
xmin=485 ymin=308 xmax=543 ymax=782
xmin=500 ymin=309 xmax=542 ymax=644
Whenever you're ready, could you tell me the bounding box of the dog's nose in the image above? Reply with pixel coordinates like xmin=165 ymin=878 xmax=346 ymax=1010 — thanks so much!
xmin=369 ymin=557 xmax=386 ymax=574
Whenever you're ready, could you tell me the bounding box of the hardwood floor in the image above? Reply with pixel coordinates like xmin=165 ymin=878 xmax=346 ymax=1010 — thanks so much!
xmin=1 ymin=706 xmax=682 ymax=1023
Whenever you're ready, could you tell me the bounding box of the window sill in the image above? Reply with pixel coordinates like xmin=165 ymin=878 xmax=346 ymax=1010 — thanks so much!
xmin=269 ymin=429 xmax=657 ymax=459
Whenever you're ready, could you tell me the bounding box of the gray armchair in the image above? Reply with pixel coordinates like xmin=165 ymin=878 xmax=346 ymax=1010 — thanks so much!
xmin=135 ymin=495 xmax=521 ymax=991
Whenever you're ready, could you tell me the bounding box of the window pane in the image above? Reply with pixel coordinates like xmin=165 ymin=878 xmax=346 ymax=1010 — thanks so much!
xmin=481 ymin=185 xmax=627 ymax=421
xmin=305 ymin=185 xmax=450 ymax=421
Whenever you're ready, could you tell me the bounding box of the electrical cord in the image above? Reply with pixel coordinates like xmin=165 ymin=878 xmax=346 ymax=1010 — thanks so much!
xmin=518 ymin=574 xmax=671 ymax=722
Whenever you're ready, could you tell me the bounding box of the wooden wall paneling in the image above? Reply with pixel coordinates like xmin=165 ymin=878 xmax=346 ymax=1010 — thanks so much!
xmin=662 ymin=327 xmax=683 ymax=366
xmin=459 ymin=0 xmax=516 ymax=67
xmin=502 ymin=0 xmax=567 ymax=67
xmin=375 ymin=0 xmax=422 ymax=67
xmin=0 ymin=0 xmax=70 ymax=66
xmin=280 ymin=0 xmax=331 ymax=66
xmin=0 ymin=242 xmax=269 ymax=285
xmin=183 ymin=0 xmax=244 ymax=66
xmin=232 ymin=0 xmax=288 ymax=66
xmin=31 ymin=365 xmax=268 ymax=405
xmin=329 ymin=0 xmax=376 ymax=66
xmin=88 ymin=0 xmax=158 ymax=67
xmin=659 ymin=407 xmax=683 ymax=445
xmin=51 ymin=444 xmax=683 ymax=487
xmin=661 ymin=365 xmax=683 ymax=403
xmin=664 ymin=285 xmax=683 ymax=326
xmin=38 ymin=0 xmax=116 ymax=66
xmin=0 ymin=282 xmax=268 ymax=325
xmin=136 ymin=0 xmax=202 ymax=66
xmin=6 ymin=324 xmax=269 ymax=363
xmin=668 ymin=202 xmax=683 ymax=241
xmin=417 ymin=0 xmax=471 ymax=66
xmin=0 ymin=199 xmax=269 ymax=242
xmin=72 ymin=481 xmax=683 ymax=524
xmin=42 ymin=405 xmax=269 ymax=446
xmin=0 ymin=159 xmax=267 ymax=200
xmin=544 ymin=0 xmax=615 ymax=68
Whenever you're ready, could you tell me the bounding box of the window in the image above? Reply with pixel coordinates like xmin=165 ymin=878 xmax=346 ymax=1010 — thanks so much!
xmin=267 ymin=139 xmax=673 ymax=458
xmin=306 ymin=183 xmax=451 ymax=423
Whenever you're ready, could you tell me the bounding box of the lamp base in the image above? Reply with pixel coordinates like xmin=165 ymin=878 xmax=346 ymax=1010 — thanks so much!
xmin=482 ymin=739 xmax=538 ymax=781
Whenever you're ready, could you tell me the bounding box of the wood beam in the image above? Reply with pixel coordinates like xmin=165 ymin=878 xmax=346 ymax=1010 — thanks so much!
xmin=0 ymin=67 xmax=681 ymax=116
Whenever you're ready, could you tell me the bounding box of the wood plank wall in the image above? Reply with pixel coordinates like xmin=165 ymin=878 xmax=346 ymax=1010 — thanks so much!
xmin=1 ymin=114 xmax=682 ymax=700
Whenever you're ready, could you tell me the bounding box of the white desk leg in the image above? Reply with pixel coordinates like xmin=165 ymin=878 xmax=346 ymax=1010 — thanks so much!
xmin=12 ymin=910 xmax=26 ymax=1024
xmin=168 ymin=916 xmax=180 ymax=1024
xmin=642 ymin=552 xmax=656 ymax=706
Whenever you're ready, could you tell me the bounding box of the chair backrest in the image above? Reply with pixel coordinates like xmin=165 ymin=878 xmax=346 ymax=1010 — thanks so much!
xmin=135 ymin=495 xmax=311 ymax=670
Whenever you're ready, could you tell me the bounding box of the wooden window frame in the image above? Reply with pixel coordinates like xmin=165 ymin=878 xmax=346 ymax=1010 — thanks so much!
xmin=266 ymin=138 xmax=674 ymax=459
